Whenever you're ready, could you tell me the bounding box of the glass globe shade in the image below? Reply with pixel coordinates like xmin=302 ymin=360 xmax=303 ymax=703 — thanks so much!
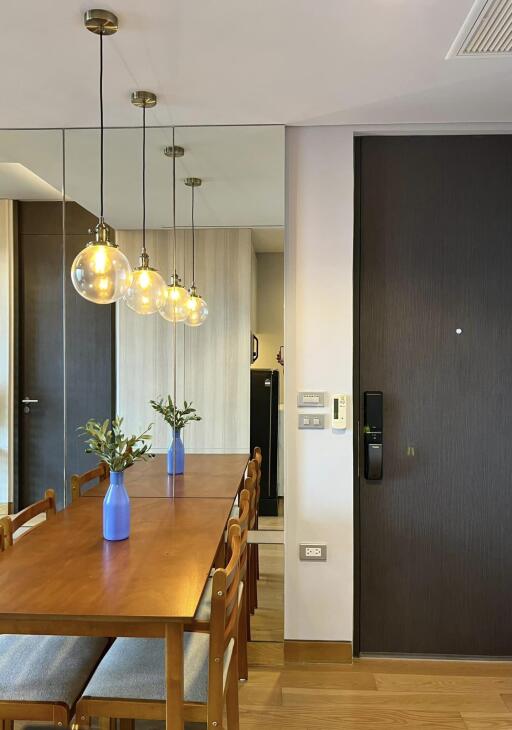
xmin=185 ymin=293 xmax=208 ymax=327
xmin=124 ymin=266 xmax=167 ymax=315
xmin=71 ymin=243 xmax=132 ymax=304
xmin=159 ymin=283 xmax=190 ymax=323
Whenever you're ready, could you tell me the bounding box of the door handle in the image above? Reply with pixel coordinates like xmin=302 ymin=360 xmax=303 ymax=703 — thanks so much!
xmin=364 ymin=391 xmax=383 ymax=480
xmin=21 ymin=398 xmax=39 ymax=404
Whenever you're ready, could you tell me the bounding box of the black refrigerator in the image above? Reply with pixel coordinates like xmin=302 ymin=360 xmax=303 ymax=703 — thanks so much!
xmin=250 ymin=369 xmax=279 ymax=516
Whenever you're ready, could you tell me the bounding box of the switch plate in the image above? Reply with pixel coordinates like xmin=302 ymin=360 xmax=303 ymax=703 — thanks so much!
xmin=299 ymin=543 xmax=327 ymax=561
xmin=297 ymin=391 xmax=325 ymax=407
xmin=298 ymin=413 xmax=325 ymax=429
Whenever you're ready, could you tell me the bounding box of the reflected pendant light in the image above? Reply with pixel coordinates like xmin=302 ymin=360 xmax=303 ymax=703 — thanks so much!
xmin=124 ymin=91 xmax=166 ymax=315
xmin=71 ymin=10 xmax=132 ymax=304
xmin=184 ymin=177 xmax=208 ymax=327
xmin=159 ymin=140 xmax=190 ymax=322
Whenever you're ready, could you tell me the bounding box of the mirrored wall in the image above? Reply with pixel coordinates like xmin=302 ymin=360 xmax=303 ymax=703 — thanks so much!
xmin=0 ymin=123 xmax=285 ymax=641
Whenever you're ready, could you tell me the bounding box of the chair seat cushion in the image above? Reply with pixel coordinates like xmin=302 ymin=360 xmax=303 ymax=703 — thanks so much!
xmin=83 ymin=634 xmax=210 ymax=704
xmin=0 ymin=635 xmax=108 ymax=706
xmin=194 ymin=577 xmax=213 ymax=621
xmin=194 ymin=577 xmax=244 ymax=624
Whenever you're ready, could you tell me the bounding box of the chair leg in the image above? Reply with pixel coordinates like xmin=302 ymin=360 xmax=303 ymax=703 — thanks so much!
xmin=2 ymin=721 xmax=14 ymax=730
xmin=226 ymin=658 xmax=240 ymax=730
xmin=119 ymin=721 xmax=134 ymax=730
xmin=238 ymin=587 xmax=249 ymax=681
xmin=249 ymin=545 xmax=257 ymax=615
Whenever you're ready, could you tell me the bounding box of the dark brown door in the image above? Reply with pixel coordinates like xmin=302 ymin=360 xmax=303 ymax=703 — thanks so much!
xmin=356 ymin=136 xmax=512 ymax=657
xmin=17 ymin=202 xmax=114 ymax=510
xmin=18 ymin=203 xmax=65 ymax=509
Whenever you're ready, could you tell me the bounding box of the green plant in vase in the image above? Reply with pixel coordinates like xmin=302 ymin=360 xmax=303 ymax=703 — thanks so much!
xmin=79 ymin=417 xmax=153 ymax=541
xmin=150 ymin=396 xmax=201 ymax=475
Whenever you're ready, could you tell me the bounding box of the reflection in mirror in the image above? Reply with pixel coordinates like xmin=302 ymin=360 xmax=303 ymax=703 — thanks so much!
xmin=75 ymin=124 xmax=284 ymax=641
xmin=0 ymin=130 xmax=65 ymax=511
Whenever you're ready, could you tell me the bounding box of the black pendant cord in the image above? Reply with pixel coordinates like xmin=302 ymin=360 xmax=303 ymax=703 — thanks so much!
xmin=99 ymin=32 xmax=104 ymax=220
xmin=191 ymin=183 xmax=195 ymax=287
xmin=142 ymin=105 xmax=147 ymax=258
xmin=172 ymin=127 xmax=177 ymax=280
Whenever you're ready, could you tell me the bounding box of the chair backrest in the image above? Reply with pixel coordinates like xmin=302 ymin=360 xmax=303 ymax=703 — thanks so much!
xmin=2 ymin=489 xmax=56 ymax=547
xmin=0 ymin=517 xmax=8 ymax=552
xmin=208 ymin=523 xmax=241 ymax=724
xmin=228 ymin=488 xmax=250 ymax=582
xmin=252 ymin=447 xmax=262 ymax=516
xmin=71 ymin=462 xmax=109 ymax=502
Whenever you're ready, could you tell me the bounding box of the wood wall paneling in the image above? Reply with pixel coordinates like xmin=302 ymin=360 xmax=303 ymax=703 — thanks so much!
xmin=117 ymin=229 xmax=252 ymax=454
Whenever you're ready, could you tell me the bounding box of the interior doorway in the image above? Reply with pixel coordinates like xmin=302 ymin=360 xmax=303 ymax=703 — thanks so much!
xmin=355 ymin=135 xmax=512 ymax=657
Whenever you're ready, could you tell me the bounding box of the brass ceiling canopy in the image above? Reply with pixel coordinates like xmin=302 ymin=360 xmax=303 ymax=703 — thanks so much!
xmin=84 ymin=9 xmax=118 ymax=35
xmin=164 ymin=145 xmax=185 ymax=158
xmin=131 ymin=90 xmax=157 ymax=109
xmin=185 ymin=177 xmax=202 ymax=187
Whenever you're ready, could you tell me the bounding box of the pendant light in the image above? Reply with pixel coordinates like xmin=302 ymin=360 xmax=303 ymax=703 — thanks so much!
xmin=184 ymin=178 xmax=208 ymax=327
xmin=71 ymin=10 xmax=132 ymax=304
xmin=124 ymin=91 xmax=166 ymax=315
xmin=159 ymin=139 xmax=190 ymax=322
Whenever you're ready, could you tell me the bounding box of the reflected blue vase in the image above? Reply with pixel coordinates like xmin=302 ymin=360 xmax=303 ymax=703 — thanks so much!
xmin=103 ymin=470 xmax=130 ymax=541
xmin=168 ymin=431 xmax=185 ymax=475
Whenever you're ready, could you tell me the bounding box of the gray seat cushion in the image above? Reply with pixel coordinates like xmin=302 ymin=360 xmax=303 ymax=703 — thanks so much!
xmin=83 ymin=634 xmax=210 ymax=704
xmin=194 ymin=578 xmax=213 ymax=621
xmin=194 ymin=577 xmax=244 ymax=623
xmin=0 ymin=635 xmax=108 ymax=706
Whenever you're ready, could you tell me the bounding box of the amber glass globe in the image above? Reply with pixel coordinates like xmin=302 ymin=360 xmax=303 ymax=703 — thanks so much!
xmin=71 ymin=221 xmax=132 ymax=305
xmin=124 ymin=266 xmax=166 ymax=315
xmin=71 ymin=242 xmax=132 ymax=305
xmin=159 ymin=277 xmax=190 ymax=323
xmin=185 ymin=290 xmax=208 ymax=327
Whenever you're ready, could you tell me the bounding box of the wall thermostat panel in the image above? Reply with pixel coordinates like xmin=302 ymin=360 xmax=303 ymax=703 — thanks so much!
xmin=332 ymin=394 xmax=348 ymax=429
xmin=297 ymin=391 xmax=325 ymax=407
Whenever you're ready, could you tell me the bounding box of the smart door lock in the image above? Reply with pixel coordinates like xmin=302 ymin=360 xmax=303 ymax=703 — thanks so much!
xmin=364 ymin=391 xmax=383 ymax=480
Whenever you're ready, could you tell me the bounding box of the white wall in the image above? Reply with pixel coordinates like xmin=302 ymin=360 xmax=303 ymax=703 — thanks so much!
xmin=0 ymin=200 xmax=14 ymax=508
xmin=284 ymin=126 xmax=354 ymax=642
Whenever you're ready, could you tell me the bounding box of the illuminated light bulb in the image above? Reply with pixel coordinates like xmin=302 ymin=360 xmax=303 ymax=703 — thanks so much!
xmin=158 ymin=272 xmax=190 ymax=323
xmin=71 ymin=221 xmax=132 ymax=304
xmin=185 ymin=286 xmax=208 ymax=327
xmin=124 ymin=254 xmax=166 ymax=315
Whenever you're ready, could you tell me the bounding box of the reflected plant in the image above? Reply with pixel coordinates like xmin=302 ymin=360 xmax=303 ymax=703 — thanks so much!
xmin=150 ymin=396 xmax=201 ymax=433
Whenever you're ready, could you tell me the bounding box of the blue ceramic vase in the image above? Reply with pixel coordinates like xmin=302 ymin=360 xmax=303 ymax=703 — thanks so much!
xmin=167 ymin=431 xmax=185 ymax=475
xmin=103 ymin=470 xmax=130 ymax=541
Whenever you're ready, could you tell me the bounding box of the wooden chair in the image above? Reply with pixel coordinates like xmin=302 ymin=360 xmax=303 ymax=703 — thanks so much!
xmin=2 ymin=488 xmax=56 ymax=546
xmin=252 ymin=447 xmax=262 ymax=584
xmin=189 ymin=488 xmax=251 ymax=680
xmin=0 ymin=496 xmax=109 ymax=729
xmin=246 ymin=460 xmax=260 ymax=615
xmin=71 ymin=462 xmax=109 ymax=502
xmin=76 ymin=523 xmax=242 ymax=730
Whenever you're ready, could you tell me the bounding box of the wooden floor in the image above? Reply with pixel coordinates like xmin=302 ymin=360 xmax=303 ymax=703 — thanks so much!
xmin=240 ymin=645 xmax=512 ymax=729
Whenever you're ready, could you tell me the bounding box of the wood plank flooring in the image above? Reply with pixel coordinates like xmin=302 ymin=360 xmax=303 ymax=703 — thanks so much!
xmin=239 ymin=646 xmax=512 ymax=729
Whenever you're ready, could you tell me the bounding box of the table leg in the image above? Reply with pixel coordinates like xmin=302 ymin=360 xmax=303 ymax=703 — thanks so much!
xmin=165 ymin=622 xmax=184 ymax=730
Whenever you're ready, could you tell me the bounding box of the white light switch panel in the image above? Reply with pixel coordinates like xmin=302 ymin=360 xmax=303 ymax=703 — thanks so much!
xmin=297 ymin=391 xmax=325 ymax=407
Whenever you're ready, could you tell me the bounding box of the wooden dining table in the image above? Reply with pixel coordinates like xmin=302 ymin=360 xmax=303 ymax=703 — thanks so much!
xmin=84 ymin=453 xmax=249 ymax=499
xmin=0 ymin=453 xmax=248 ymax=730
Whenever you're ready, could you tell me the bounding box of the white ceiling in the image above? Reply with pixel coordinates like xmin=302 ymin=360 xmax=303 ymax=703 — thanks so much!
xmin=0 ymin=164 xmax=62 ymax=201
xmin=1 ymin=1 xmax=511 ymax=127
xmin=0 ymin=126 xmax=284 ymax=228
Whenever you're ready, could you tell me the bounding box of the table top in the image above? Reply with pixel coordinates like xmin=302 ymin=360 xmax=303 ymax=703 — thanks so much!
xmin=0 ymin=496 xmax=233 ymax=623
xmin=85 ymin=453 xmax=248 ymax=500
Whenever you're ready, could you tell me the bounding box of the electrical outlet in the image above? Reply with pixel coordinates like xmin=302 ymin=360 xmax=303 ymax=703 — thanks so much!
xmin=299 ymin=543 xmax=327 ymax=561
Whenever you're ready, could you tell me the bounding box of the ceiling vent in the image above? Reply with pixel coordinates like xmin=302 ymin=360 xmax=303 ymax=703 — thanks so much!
xmin=447 ymin=0 xmax=512 ymax=58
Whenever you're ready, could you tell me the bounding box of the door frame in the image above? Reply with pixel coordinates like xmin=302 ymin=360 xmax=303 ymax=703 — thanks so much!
xmin=352 ymin=136 xmax=363 ymax=657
